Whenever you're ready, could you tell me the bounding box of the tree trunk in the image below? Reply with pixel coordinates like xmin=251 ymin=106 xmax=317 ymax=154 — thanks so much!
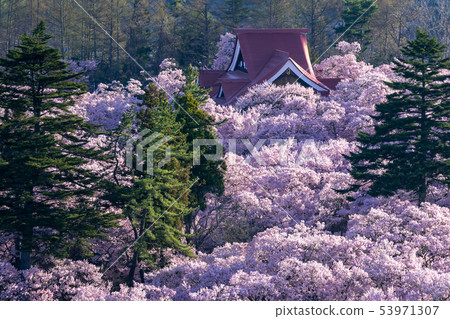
xmin=59 ymin=0 xmax=64 ymax=57
xmin=418 ymin=75 xmax=428 ymax=205
xmin=127 ymin=249 xmax=138 ymax=287
xmin=14 ymin=234 xmax=21 ymax=269
xmin=418 ymin=173 xmax=427 ymax=205
xmin=139 ymin=267 xmax=145 ymax=283
xmin=19 ymin=223 xmax=33 ymax=270
xmin=20 ymin=251 xmax=31 ymax=270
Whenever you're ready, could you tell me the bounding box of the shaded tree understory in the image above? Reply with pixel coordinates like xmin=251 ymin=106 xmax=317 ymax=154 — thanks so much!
xmin=0 ymin=0 xmax=448 ymax=83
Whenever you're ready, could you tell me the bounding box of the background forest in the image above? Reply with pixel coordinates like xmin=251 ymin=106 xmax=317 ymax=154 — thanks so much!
xmin=0 ymin=0 xmax=448 ymax=85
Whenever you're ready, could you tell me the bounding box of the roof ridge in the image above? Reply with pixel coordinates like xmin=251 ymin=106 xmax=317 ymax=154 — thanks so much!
xmin=288 ymin=58 xmax=330 ymax=90
xmin=233 ymin=28 xmax=310 ymax=34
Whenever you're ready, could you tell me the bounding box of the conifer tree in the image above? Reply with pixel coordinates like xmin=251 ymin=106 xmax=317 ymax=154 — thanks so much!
xmin=105 ymin=84 xmax=195 ymax=286
xmin=176 ymin=67 xmax=225 ymax=233
xmin=175 ymin=0 xmax=221 ymax=67
xmin=335 ymin=0 xmax=377 ymax=47
xmin=345 ymin=29 xmax=450 ymax=204
xmin=0 ymin=21 xmax=117 ymax=269
xmin=216 ymin=0 xmax=249 ymax=30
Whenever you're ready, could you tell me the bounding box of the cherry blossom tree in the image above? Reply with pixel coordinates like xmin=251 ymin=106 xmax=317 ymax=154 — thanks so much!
xmin=152 ymin=58 xmax=186 ymax=98
xmin=71 ymin=79 xmax=144 ymax=130
xmin=211 ymin=33 xmax=236 ymax=70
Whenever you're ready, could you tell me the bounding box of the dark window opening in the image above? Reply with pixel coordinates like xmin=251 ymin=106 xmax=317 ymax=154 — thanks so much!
xmin=235 ymin=51 xmax=247 ymax=73
xmin=273 ymin=68 xmax=310 ymax=88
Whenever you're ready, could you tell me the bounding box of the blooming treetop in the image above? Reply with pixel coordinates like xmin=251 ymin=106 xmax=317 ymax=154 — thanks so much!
xmin=211 ymin=33 xmax=236 ymax=70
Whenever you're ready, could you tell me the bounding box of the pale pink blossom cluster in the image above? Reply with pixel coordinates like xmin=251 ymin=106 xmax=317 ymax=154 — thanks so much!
xmin=66 ymin=60 xmax=98 ymax=83
xmin=0 ymin=259 xmax=176 ymax=301
xmin=159 ymin=58 xmax=177 ymax=70
xmin=346 ymin=197 xmax=450 ymax=271
xmin=66 ymin=60 xmax=98 ymax=73
xmin=2 ymin=205 xmax=448 ymax=301
xmin=71 ymin=79 xmax=144 ymax=130
xmin=141 ymin=218 xmax=449 ymax=301
xmin=190 ymin=137 xmax=355 ymax=251
xmin=314 ymin=41 xmax=371 ymax=81
xmin=152 ymin=58 xmax=186 ymax=98
xmin=0 ymin=260 xmax=107 ymax=301
xmin=203 ymin=57 xmax=394 ymax=146
xmin=211 ymin=33 xmax=236 ymax=70
xmin=336 ymin=41 xmax=361 ymax=54
xmin=190 ymin=50 xmax=399 ymax=251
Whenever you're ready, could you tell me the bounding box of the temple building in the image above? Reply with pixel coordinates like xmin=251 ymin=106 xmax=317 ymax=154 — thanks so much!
xmin=198 ymin=29 xmax=341 ymax=105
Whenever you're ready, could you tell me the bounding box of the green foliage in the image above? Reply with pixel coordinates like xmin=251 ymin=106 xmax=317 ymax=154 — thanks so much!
xmin=249 ymin=0 xmax=292 ymax=28
xmin=174 ymin=0 xmax=222 ymax=67
xmin=0 ymin=21 xmax=118 ymax=269
xmin=335 ymin=0 xmax=378 ymax=47
xmin=182 ymin=65 xmax=211 ymax=104
xmin=345 ymin=29 xmax=450 ymax=204
xmin=215 ymin=0 xmax=249 ymax=29
xmin=103 ymin=75 xmax=226 ymax=285
xmin=124 ymin=0 xmax=151 ymax=79
xmin=104 ymin=83 xmax=196 ymax=285
xmin=173 ymin=69 xmax=226 ymax=240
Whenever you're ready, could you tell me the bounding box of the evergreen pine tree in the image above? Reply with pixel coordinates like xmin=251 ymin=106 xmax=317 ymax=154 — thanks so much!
xmin=0 ymin=21 xmax=118 ymax=269
xmin=216 ymin=0 xmax=249 ymax=30
xmin=335 ymin=0 xmax=377 ymax=47
xmin=345 ymin=29 xmax=450 ymax=204
xmin=176 ymin=67 xmax=225 ymax=235
xmin=105 ymin=84 xmax=195 ymax=286
xmin=175 ymin=0 xmax=221 ymax=67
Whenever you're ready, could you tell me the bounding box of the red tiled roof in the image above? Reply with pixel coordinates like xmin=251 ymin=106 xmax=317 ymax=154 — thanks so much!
xmin=218 ymin=70 xmax=251 ymax=82
xmin=198 ymin=29 xmax=341 ymax=104
xmin=233 ymin=28 xmax=315 ymax=78
xmin=198 ymin=70 xmax=225 ymax=87
xmin=316 ymin=77 xmax=342 ymax=90
xmin=198 ymin=70 xmax=224 ymax=98
xmin=223 ymin=50 xmax=290 ymax=103
xmin=218 ymin=71 xmax=251 ymax=99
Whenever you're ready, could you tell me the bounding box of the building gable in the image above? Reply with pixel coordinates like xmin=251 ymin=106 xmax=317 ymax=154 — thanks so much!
xmin=199 ymin=28 xmax=341 ymax=104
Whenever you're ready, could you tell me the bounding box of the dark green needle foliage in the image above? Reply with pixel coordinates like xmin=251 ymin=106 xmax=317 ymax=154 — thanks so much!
xmin=176 ymin=66 xmax=226 ymax=231
xmin=105 ymin=83 xmax=195 ymax=286
xmin=345 ymin=29 xmax=450 ymax=204
xmin=335 ymin=0 xmax=378 ymax=48
xmin=0 ymin=21 xmax=118 ymax=269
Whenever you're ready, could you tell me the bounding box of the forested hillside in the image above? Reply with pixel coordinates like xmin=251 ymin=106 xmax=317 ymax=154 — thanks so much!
xmin=0 ymin=0 xmax=448 ymax=83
